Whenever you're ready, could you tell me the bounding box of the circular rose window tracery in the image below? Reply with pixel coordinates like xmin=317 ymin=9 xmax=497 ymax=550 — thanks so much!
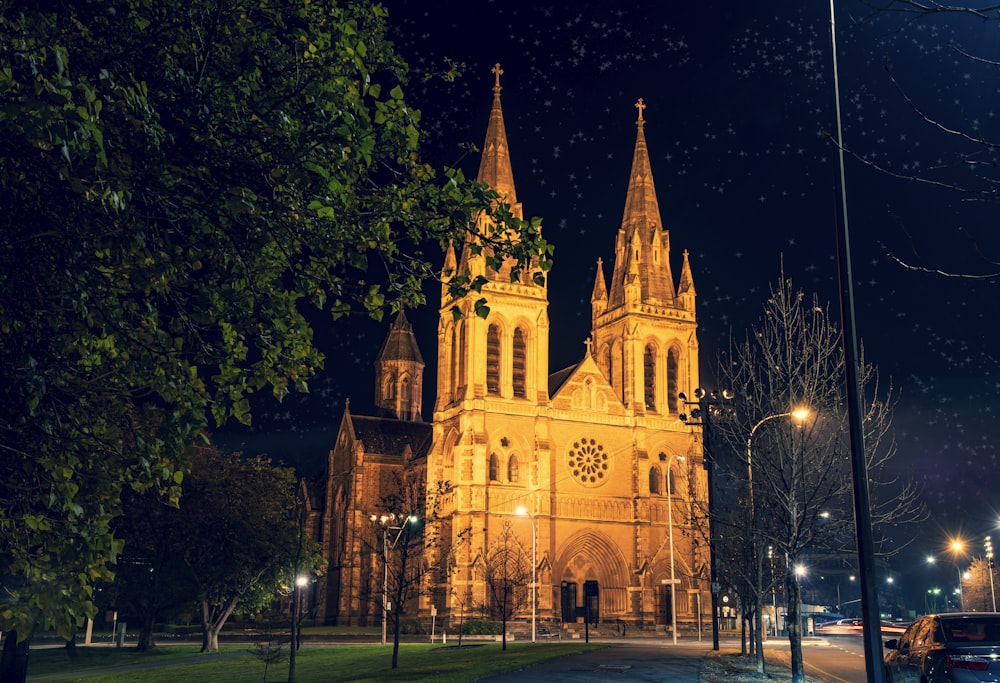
xmin=567 ymin=437 xmax=610 ymax=486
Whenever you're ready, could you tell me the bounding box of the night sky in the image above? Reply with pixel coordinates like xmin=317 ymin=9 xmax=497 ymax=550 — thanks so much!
xmin=217 ymin=1 xmax=1000 ymax=610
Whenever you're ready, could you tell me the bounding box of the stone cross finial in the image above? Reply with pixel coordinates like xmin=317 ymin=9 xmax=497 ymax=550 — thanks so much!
xmin=635 ymin=98 xmax=646 ymax=124
xmin=584 ymin=337 xmax=593 ymax=355
xmin=492 ymin=63 xmax=504 ymax=93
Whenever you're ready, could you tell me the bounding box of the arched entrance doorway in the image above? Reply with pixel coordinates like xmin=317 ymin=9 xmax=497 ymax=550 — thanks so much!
xmin=555 ymin=530 xmax=630 ymax=624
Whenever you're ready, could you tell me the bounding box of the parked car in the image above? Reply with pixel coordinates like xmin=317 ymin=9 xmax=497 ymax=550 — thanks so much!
xmin=884 ymin=612 xmax=1000 ymax=682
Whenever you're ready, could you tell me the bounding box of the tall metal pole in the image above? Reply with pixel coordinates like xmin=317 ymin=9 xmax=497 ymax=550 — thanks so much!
xmin=680 ymin=388 xmax=732 ymax=651
xmin=530 ymin=517 xmax=537 ymax=642
xmin=829 ymin=2 xmax=884 ymax=680
xmin=702 ymin=396 xmax=722 ymax=651
xmin=516 ymin=506 xmax=537 ymax=642
xmin=382 ymin=528 xmax=389 ymax=646
xmin=667 ymin=460 xmax=678 ymax=645
xmin=986 ymin=537 xmax=997 ymax=612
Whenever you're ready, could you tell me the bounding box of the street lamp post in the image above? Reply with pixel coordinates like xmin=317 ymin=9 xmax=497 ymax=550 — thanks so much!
xmin=950 ymin=539 xmax=968 ymax=611
xmin=371 ymin=513 xmax=418 ymax=646
xmin=665 ymin=456 xmax=682 ymax=645
xmin=516 ymin=506 xmax=537 ymax=643
xmin=986 ymin=537 xmax=997 ymax=612
xmin=679 ymin=387 xmax=734 ymax=651
xmin=745 ymin=409 xmax=809 ymax=644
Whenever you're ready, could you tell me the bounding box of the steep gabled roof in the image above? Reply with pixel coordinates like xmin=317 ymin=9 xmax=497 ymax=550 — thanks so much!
xmin=351 ymin=415 xmax=433 ymax=460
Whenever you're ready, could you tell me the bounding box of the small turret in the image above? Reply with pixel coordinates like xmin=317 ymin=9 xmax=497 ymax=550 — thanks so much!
xmin=375 ymin=311 xmax=424 ymax=422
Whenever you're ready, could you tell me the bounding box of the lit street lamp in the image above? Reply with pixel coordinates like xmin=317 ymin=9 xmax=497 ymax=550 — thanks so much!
xmin=371 ymin=513 xmax=419 ymax=646
xmin=515 ymin=506 xmax=537 ymax=643
xmin=745 ymin=409 xmax=808 ymax=646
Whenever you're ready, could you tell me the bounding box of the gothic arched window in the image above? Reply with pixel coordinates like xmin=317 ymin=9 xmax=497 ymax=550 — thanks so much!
xmin=399 ymin=375 xmax=411 ymax=418
xmin=508 ymin=454 xmax=519 ymax=483
xmin=649 ymin=466 xmax=661 ymax=494
xmin=489 ymin=453 xmax=499 ymax=482
xmin=667 ymin=467 xmax=677 ymax=496
xmin=643 ymin=344 xmax=656 ymax=411
xmin=512 ymin=328 xmax=527 ymax=398
xmin=667 ymin=347 xmax=680 ymax=413
xmin=487 ymin=324 xmax=501 ymax=395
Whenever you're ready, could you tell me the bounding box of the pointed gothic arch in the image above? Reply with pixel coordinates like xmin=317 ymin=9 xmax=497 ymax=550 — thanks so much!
xmin=512 ymin=326 xmax=527 ymax=398
xmin=649 ymin=465 xmax=661 ymax=494
xmin=555 ymin=529 xmax=632 ymax=617
xmin=643 ymin=343 xmax=657 ymax=412
xmin=667 ymin=345 xmax=681 ymax=414
xmin=486 ymin=322 xmax=502 ymax=395
xmin=507 ymin=454 xmax=519 ymax=483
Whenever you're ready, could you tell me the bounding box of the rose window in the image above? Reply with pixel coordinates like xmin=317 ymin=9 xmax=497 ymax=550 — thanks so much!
xmin=567 ymin=437 xmax=610 ymax=486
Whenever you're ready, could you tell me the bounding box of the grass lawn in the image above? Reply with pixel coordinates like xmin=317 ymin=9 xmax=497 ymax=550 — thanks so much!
xmin=27 ymin=642 xmax=612 ymax=682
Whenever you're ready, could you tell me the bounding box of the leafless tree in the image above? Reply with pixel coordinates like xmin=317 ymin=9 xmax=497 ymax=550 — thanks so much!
xmin=962 ymin=556 xmax=999 ymax=612
xmin=844 ymin=1 xmax=1000 ymax=279
xmin=712 ymin=270 xmax=924 ymax=682
xmin=479 ymin=522 xmax=531 ymax=651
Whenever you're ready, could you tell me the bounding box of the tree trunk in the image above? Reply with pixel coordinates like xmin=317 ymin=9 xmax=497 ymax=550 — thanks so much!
xmin=199 ymin=597 xmax=238 ymax=653
xmin=754 ymin=599 xmax=766 ymax=675
xmin=0 ymin=631 xmax=30 ymax=683
xmin=786 ymin=572 xmax=805 ymax=683
xmin=135 ymin=610 xmax=156 ymax=652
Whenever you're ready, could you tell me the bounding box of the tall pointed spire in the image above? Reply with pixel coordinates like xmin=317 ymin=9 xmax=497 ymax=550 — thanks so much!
xmin=476 ymin=63 xmax=518 ymax=205
xmin=374 ymin=310 xmax=424 ymax=421
xmin=607 ymin=99 xmax=674 ymax=308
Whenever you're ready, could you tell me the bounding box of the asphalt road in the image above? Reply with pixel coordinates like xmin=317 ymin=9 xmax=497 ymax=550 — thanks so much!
xmin=478 ymin=640 xmax=708 ymax=683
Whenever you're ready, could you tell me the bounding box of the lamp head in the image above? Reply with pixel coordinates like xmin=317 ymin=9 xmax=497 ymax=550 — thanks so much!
xmin=791 ymin=408 xmax=810 ymax=421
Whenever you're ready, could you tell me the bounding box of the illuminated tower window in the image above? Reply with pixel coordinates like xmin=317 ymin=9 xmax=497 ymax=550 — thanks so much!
xmin=489 ymin=452 xmax=499 ymax=482
xmin=512 ymin=327 xmax=527 ymax=398
xmin=508 ymin=454 xmax=519 ymax=483
xmin=649 ymin=466 xmax=661 ymax=494
xmin=667 ymin=347 xmax=680 ymax=414
xmin=643 ymin=344 xmax=656 ymax=411
xmin=487 ymin=324 xmax=501 ymax=395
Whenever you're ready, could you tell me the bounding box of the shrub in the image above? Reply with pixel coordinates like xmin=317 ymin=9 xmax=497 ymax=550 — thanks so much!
xmin=400 ymin=619 xmax=425 ymax=635
xmin=460 ymin=620 xmax=502 ymax=635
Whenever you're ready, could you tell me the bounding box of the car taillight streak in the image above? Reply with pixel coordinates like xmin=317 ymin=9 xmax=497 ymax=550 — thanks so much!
xmin=944 ymin=654 xmax=990 ymax=671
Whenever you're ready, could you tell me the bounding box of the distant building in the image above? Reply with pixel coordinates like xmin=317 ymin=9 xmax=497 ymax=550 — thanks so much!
xmin=308 ymin=66 xmax=712 ymax=634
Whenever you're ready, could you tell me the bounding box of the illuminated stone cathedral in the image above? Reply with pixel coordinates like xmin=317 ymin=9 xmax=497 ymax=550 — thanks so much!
xmin=310 ymin=65 xmax=712 ymax=635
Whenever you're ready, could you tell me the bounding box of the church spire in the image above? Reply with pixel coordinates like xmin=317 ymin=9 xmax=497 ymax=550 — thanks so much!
xmin=607 ymin=99 xmax=674 ymax=308
xmin=476 ymin=63 xmax=518 ymax=205
xmin=374 ymin=310 xmax=424 ymax=422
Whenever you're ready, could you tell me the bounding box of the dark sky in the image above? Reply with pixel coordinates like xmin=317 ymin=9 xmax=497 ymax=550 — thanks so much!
xmin=218 ymin=1 xmax=1000 ymax=610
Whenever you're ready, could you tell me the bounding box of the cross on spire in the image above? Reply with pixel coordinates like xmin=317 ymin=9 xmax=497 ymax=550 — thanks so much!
xmin=492 ymin=63 xmax=504 ymax=94
xmin=584 ymin=337 xmax=593 ymax=355
xmin=635 ymin=98 xmax=646 ymax=126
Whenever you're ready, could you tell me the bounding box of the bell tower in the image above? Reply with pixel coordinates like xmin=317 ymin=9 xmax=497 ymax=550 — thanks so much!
xmin=435 ymin=64 xmax=550 ymax=412
xmin=590 ymin=99 xmax=699 ymax=415
xmin=374 ymin=310 xmax=424 ymax=422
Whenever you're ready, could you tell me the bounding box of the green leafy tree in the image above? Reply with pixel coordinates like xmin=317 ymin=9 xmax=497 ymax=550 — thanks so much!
xmin=176 ymin=445 xmax=304 ymax=653
xmin=112 ymin=488 xmax=199 ymax=652
xmin=0 ymin=0 xmax=549 ymax=674
xmin=113 ymin=444 xmax=307 ymax=654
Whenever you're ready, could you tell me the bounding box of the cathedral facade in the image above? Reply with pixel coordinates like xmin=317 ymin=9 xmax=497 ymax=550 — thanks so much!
xmin=310 ymin=67 xmax=712 ymax=635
